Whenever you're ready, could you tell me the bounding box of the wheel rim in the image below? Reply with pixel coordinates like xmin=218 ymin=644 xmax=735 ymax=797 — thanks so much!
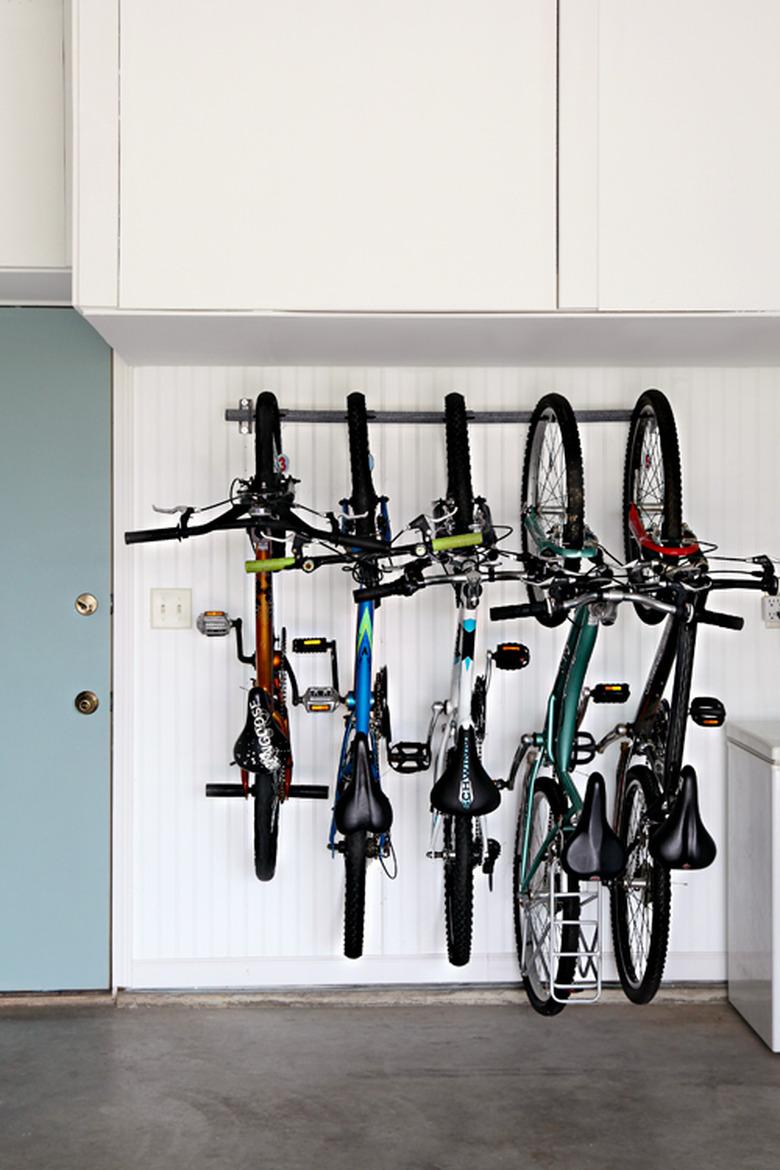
xmin=621 ymin=780 xmax=654 ymax=987
xmin=527 ymin=408 xmax=569 ymax=549
xmin=632 ymin=406 xmax=666 ymax=544
xmin=520 ymin=791 xmax=557 ymax=1001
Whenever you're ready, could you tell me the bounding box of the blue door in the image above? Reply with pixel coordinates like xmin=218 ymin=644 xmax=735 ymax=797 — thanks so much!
xmin=0 ymin=309 xmax=111 ymax=990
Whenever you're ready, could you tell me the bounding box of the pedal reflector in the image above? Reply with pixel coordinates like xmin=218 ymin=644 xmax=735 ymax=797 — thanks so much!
xmin=591 ymin=683 xmax=630 ymax=704
xmin=493 ymin=643 xmax=531 ymax=671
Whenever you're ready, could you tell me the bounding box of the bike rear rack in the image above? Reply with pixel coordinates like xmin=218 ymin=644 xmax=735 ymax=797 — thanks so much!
xmin=525 ymin=861 xmax=603 ymax=1004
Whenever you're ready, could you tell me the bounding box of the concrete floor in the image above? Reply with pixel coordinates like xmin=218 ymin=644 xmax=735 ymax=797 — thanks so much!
xmin=1 ymin=1001 xmax=779 ymax=1170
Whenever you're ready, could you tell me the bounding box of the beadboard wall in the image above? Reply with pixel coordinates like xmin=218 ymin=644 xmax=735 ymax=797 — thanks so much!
xmin=113 ymin=362 xmax=780 ymax=989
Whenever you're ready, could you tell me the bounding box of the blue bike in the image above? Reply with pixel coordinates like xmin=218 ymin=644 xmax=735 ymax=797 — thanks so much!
xmin=330 ymin=393 xmax=394 ymax=959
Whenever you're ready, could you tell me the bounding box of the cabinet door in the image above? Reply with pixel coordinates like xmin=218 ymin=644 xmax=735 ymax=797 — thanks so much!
xmin=0 ymin=0 xmax=67 ymax=271
xmin=560 ymin=0 xmax=780 ymax=312
xmin=119 ymin=0 xmax=556 ymax=312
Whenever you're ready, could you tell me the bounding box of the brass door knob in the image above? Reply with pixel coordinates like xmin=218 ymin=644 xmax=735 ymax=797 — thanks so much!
xmin=75 ymin=593 xmax=99 ymax=616
xmin=75 ymin=691 xmax=100 ymax=715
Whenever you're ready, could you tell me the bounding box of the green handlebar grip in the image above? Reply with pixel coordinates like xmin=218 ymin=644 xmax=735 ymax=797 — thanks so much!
xmin=245 ymin=557 xmax=296 ymax=574
xmin=432 ymin=532 xmax=483 ymax=552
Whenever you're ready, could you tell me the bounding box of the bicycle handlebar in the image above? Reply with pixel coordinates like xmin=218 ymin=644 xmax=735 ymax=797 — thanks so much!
xmin=697 ymin=608 xmax=745 ymax=631
xmin=490 ymin=599 xmax=549 ymax=621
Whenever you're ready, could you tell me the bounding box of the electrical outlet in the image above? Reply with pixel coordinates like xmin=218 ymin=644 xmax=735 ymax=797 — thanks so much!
xmin=151 ymin=588 xmax=192 ymax=629
xmin=762 ymin=594 xmax=780 ymax=629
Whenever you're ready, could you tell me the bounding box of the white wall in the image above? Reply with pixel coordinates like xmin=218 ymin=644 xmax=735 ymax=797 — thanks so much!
xmin=114 ymin=363 xmax=780 ymax=989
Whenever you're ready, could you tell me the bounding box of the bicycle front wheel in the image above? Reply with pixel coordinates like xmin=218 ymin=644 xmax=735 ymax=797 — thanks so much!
xmin=611 ymin=764 xmax=671 ymax=1003
xmin=343 ymin=829 xmax=368 ymax=960
xmin=253 ymin=772 xmax=280 ymax=882
xmin=444 ymin=815 xmax=474 ymax=967
xmin=514 ymin=774 xmax=579 ymax=1015
xmin=346 ymin=392 xmax=378 ymax=540
xmin=624 ymin=388 xmax=682 ymax=624
xmin=444 ymin=392 xmax=474 ymax=534
xmin=521 ymin=394 xmax=584 ymax=626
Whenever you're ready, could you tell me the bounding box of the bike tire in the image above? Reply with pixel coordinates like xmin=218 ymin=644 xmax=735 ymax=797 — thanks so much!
xmin=444 ymin=815 xmax=474 ymax=967
xmin=513 ymin=774 xmax=580 ymax=1015
xmin=344 ymin=829 xmax=368 ymax=960
xmin=253 ymin=772 xmax=280 ymax=882
xmin=444 ymin=392 xmax=474 ymax=535
xmin=610 ymin=764 xmax=672 ymax=1003
xmin=623 ymin=389 xmax=682 ymax=624
xmin=521 ymin=394 xmax=584 ymax=627
xmin=346 ymin=392 xmax=378 ymax=540
xmin=254 ymin=391 xmax=285 ymax=558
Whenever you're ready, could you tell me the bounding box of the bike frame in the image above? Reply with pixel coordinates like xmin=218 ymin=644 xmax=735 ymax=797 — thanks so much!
xmin=612 ymin=591 xmax=701 ymax=819
xmin=330 ymin=595 xmax=383 ymax=848
xmin=431 ymin=605 xmax=479 ymax=780
xmin=518 ymin=604 xmax=599 ymax=892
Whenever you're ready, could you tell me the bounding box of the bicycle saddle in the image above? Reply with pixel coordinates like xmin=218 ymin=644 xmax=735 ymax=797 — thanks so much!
xmin=233 ymin=687 xmax=290 ymax=774
xmin=334 ymin=732 xmax=393 ymax=835
xmin=562 ymin=772 xmax=626 ymax=880
xmin=650 ymin=766 xmax=717 ymax=870
xmin=430 ymin=726 xmax=501 ymax=817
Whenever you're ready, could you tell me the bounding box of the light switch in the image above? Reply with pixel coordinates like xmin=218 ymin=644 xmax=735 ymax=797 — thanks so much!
xmin=150 ymin=588 xmax=192 ymax=629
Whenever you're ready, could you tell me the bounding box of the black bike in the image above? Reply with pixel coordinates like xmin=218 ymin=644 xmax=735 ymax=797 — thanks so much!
xmin=610 ymin=388 xmax=778 ymax=1002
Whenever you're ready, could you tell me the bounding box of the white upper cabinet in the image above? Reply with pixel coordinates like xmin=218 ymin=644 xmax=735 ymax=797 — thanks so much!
xmin=559 ymin=0 xmax=780 ymax=312
xmin=0 ymin=0 xmax=69 ymax=301
xmin=112 ymin=0 xmax=556 ymax=313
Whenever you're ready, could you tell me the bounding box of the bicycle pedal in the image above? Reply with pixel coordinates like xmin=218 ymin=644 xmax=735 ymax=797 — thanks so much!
xmin=293 ymin=637 xmax=332 ymax=654
xmin=591 ymin=683 xmax=630 ymax=704
xmin=388 ymin=741 xmax=431 ymax=773
xmin=690 ymin=696 xmax=726 ymax=727
xmin=569 ymin=731 xmax=597 ymax=767
xmin=197 ymin=611 xmax=232 ymax=637
xmin=492 ymin=642 xmax=530 ymax=671
xmin=288 ymin=784 xmax=330 ymax=800
xmin=301 ymin=686 xmax=340 ymax=713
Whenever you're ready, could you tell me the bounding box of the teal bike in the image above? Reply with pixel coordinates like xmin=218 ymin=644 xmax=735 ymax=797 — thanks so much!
xmin=492 ymin=395 xmax=636 ymax=1014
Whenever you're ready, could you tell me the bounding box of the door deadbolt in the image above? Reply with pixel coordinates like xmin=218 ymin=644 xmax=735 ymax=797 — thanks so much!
xmin=75 ymin=593 xmax=99 ymax=616
xmin=75 ymin=691 xmax=99 ymax=715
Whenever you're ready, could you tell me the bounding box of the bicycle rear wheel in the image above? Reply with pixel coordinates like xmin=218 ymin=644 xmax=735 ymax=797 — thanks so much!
xmin=624 ymin=389 xmax=682 ymax=624
xmin=514 ymin=774 xmax=580 ymax=1015
xmin=521 ymin=394 xmax=584 ymax=627
xmin=344 ymin=829 xmax=368 ymax=960
xmin=253 ymin=772 xmax=280 ymax=882
xmin=444 ymin=815 xmax=474 ymax=967
xmin=611 ymin=763 xmax=671 ymax=1003
xmin=444 ymin=392 xmax=474 ymax=534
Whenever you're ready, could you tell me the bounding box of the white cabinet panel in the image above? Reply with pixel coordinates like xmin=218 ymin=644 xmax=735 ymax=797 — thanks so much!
xmin=118 ymin=0 xmax=556 ymax=312
xmin=0 ymin=0 xmax=67 ymax=271
xmin=595 ymin=1 xmax=780 ymax=311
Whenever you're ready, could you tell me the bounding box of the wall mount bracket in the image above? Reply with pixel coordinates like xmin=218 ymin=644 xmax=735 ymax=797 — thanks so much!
xmin=226 ymin=401 xmax=632 ymax=432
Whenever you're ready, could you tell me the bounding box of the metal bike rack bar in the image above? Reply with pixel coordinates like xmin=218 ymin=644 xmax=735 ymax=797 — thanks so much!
xmin=226 ymin=399 xmax=633 ymax=434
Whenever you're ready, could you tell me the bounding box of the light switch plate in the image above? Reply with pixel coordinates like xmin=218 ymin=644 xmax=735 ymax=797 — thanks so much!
xmin=762 ymin=594 xmax=780 ymax=629
xmin=151 ymin=588 xmax=192 ymax=629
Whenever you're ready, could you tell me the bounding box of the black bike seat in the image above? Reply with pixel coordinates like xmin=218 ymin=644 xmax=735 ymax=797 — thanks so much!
xmin=650 ymin=766 xmax=717 ymax=870
xmin=562 ymin=772 xmax=626 ymax=880
xmin=233 ymin=687 xmax=290 ymax=774
xmin=334 ymin=732 xmax=393 ymax=835
xmin=430 ymin=726 xmax=501 ymax=817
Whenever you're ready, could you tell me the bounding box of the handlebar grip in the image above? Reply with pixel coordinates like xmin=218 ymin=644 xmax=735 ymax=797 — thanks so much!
xmin=431 ymin=532 xmax=483 ymax=553
xmin=124 ymin=526 xmax=182 ymax=544
xmin=245 ymin=557 xmax=297 ymax=574
xmin=490 ymin=600 xmax=549 ymax=621
xmin=353 ymin=579 xmax=411 ymax=602
xmin=698 ymin=608 xmax=745 ymax=631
